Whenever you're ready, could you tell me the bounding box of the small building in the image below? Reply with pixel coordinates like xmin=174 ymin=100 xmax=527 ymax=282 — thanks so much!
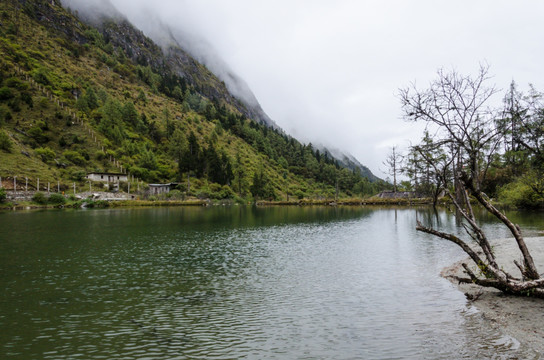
xmin=86 ymin=172 xmax=128 ymax=183
xmin=148 ymin=183 xmax=178 ymax=195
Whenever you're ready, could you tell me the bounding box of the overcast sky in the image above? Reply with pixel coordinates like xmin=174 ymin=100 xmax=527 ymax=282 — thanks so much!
xmin=65 ymin=0 xmax=544 ymax=178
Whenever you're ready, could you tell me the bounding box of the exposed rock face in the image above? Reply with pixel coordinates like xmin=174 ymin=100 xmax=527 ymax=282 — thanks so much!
xmin=18 ymin=0 xmax=88 ymax=44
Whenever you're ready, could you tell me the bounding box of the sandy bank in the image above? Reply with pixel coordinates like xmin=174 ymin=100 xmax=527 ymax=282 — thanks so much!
xmin=442 ymin=237 xmax=544 ymax=354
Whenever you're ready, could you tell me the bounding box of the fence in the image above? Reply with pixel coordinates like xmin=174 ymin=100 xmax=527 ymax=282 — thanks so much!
xmin=0 ymin=175 xmax=145 ymax=201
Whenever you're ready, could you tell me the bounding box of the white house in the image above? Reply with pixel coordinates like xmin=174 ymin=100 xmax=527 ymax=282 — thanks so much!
xmin=148 ymin=183 xmax=178 ymax=195
xmin=86 ymin=172 xmax=128 ymax=183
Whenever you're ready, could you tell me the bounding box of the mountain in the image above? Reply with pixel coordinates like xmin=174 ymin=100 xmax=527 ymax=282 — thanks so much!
xmin=0 ymin=0 xmax=386 ymax=200
xmin=61 ymin=0 xmax=373 ymax=176
xmin=62 ymin=0 xmax=278 ymax=129
xmin=321 ymin=146 xmax=379 ymax=183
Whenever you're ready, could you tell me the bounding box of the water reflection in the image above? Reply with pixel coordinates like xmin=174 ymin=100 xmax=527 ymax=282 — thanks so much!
xmin=0 ymin=206 xmax=542 ymax=359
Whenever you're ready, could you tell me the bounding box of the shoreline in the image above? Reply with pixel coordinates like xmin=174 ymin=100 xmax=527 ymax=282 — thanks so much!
xmin=0 ymin=195 xmax=440 ymax=211
xmin=442 ymin=236 xmax=544 ymax=354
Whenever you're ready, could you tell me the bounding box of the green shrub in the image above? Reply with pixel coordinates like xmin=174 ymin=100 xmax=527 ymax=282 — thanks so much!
xmin=0 ymin=86 xmax=14 ymax=100
xmin=0 ymin=187 xmax=6 ymax=203
xmin=20 ymin=92 xmax=33 ymax=108
xmin=32 ymin=191 xmax=48 ymax=204
xmin=166 ymin=189 xmax=184 ymax=200
xmin=68 ymin=169 xmax=86 ymax=181
xmin=38 ymin=97 xmax=49 ymax=109
xmin=207 ymin=184 xmax=234 ymax=199
xmin=63 ymin=150 xmax=86 ymax=166
xmin=498 ymin=180 xmax=544 ymax=209
xmin=218 ymin=185 xmax=235 ymax=199
xmin=5 ymin=77 xmax=28 ymax=90
xmin=0 ymin=106 xmax=12 ymax=123
xmin=35 ymin=147 xmax=55 ymax=162
xmin=0 ymin=130 xmax=12 ymax=152
xmin=48 ymin=193 xmax=66 ymax=205
xmin=95 ymin=150 xmax=106 ymax=160
xmin=28 ymin=126 xmax=48 ymax=144
xmin=32 ymin=67 xmax=51 ymax=86
xmin=8 ymin=97 xmax=21 ymax=112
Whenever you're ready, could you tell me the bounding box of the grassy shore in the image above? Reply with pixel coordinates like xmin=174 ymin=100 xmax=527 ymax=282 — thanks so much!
xmin=0 ymin=196 xmax=443 ymax=211
xmin=256 ymin=197 xmax=437 ymax=206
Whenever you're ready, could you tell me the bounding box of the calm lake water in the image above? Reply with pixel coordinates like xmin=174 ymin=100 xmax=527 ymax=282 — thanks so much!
xmin=1 ymin=206 xmax=543 ymax=359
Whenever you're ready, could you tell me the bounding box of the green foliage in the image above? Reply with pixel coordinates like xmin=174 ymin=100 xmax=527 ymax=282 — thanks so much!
xmin=0 ymin=129 xmax=12 ymax=152
xmin=38 ymin=97 xmax=49 ymax=109
xmin=32 ymin=191 xmax=48 ymax=205
xmin=185 ymin=92 xmax=202 ymax=111
xmin=84 ymin=28 xmax=106 ymax=48
xmin=250 ymin=167 xmax=275 ymax=200
xmin=20 ymin=91 xmax=33 ymax=108
xmin=32 ymin=67 xmax=51 ymax=86
xmin=98 ymin=98 xmax=125 ymax=144
xmin=203 ymin=184 xmax=234 ymax=200
xmin=0 ymin=0 xmax=381 ymax=202
xmin=136 ymin=65 xmax=161 ymax=90
xmin=77 ymin=86 xmax=99 ymax=113
xmin=166 ymin=189 xmax=184 ymax=200
xmin=169 ymin=128 xmax=187 ymax=179
xmin=68 ymin=169 xmax=86 ymax=181
xmin=48 ymin=193 xmax=66 ymax=205
xmin=35 ymin=147 xmax=55 ymax=162
xmin=122 ymin=101 xmax=142 ymax=129
xmin=0 ymin=187 xmax=6 ymax=203
xmin=95 ymin=150 xmax=106 ymax=160
xmin=294 ymin=189 xmax=305 ymax=200
xmin=136 ymin=89 xmax=147 ymax=104
xmin=27 ymin=126 xmax=48 ymax=144
xmin=0 ymin=106 xmax=12 ymax=123
xmin=63 ymin=150 xmax=86 ymax=166
xmin=0 ymin=86 xmax=14 ymax=100
xmin=138 ymin=148 xmax=157 ymax=170
xmin=498 ymin=178 xmax=544 ymax=209
xmin=5 ymin=77 xmax=27 ymax=90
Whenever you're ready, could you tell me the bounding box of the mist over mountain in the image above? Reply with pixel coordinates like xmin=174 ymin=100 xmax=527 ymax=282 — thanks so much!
xmin=319 ymin=146 xmax=378 ymax=183
xmin=59 ymin=0 xmax=376 ymax=178
xmin=0 ymin=0 xmax=389 ymax=203
xmin=60 ymin=0 xmax=277 ymax=129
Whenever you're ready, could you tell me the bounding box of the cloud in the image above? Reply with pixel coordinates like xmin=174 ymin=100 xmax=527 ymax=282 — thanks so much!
xmin=61 ymin=0 xmax=544 ymax=178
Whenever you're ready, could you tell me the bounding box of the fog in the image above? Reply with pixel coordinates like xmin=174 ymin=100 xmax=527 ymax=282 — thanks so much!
xmin=61 ymin=0 xmax=544 ymax=178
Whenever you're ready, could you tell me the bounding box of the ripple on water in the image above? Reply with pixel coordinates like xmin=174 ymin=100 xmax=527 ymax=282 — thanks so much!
xmin=1 ymin=208 xmax=542 ymax=359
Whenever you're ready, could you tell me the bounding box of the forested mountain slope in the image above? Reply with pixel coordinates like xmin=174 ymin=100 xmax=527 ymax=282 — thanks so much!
xmin=0 ymin=0 xmax=387 ymax=201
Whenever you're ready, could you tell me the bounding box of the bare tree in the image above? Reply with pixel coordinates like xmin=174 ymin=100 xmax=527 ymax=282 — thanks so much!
xmin=382 ymin=146 xmax=402 ymax=192
xmin=400 ymin=65 xmax=544 ymax=297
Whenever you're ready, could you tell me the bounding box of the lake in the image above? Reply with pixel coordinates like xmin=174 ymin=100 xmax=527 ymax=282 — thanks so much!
xmin=1 ymin=206 xmax=543 ymax=359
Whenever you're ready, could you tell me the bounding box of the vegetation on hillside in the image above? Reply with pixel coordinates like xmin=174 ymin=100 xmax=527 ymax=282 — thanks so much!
xmin=0 ymin=0 xmax=388 ymax=201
